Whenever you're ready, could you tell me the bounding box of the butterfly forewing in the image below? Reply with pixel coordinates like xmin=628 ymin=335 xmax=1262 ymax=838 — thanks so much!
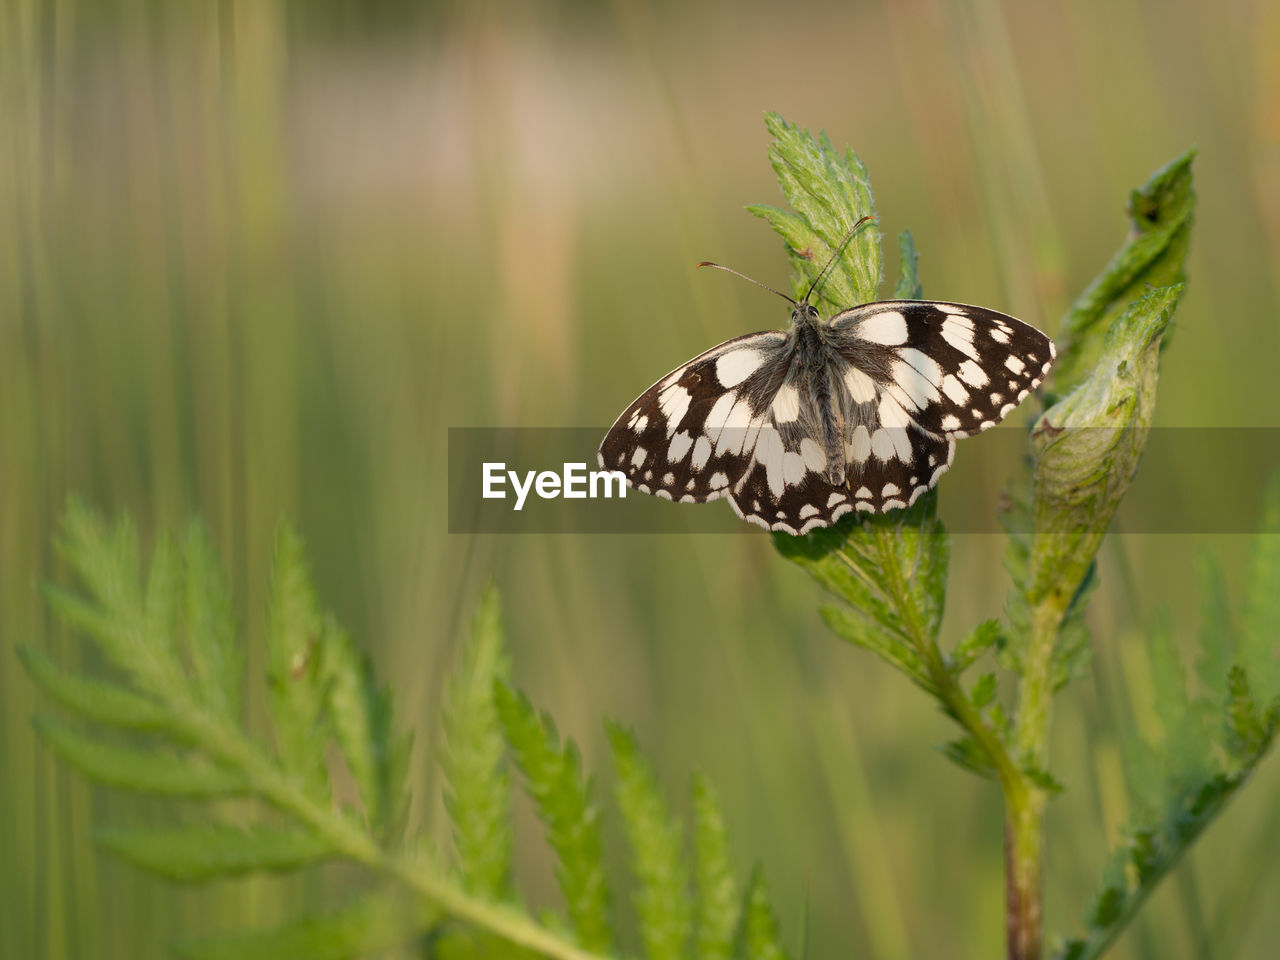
xmin=827 ymin=300 xmax=1056 ymax=439
xmin=598 ymin=331 xmax=790 ymax=503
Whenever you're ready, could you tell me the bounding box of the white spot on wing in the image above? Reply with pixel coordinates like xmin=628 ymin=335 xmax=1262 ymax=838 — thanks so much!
xmin=692 ymin=436 xmax=712 ymax=470
xmin=704 ymin=392 xmax=737 ymax=436
xmin=941 ymin=414 xmax=962 ymax=432
xmin=715 ymin=349 xmax=765 ymax=387
xmin=871 ymin=428 xmax=895 ymax=461
xmin=714 ymin=397 xmax=754 ymax=455
xmin=658 ymin=385 xmax=692 ymax=437
xmin=632 ymin=447 xmax=647 ymax=468
xmin=709 ymin=472 xmax=729 ymax=490
xmin=941 ymin=317 xmax=979 ymax=360
xmin=879 ymin=394 xmax=911 ymax=429
xmin=757 ymin=426 xmax=785 ymax=497
xmin=849 ymin=424 xmax=872 ymax=463
xmin=941 ymin=374 xmax=970 ymax=405
xmin=800 ymin=438 xmax=827 ymax=473
xmin=1005 ymin=354 xmax=1026 ymax=374
xmin=858 ymin=310 xmax=908 ymax=345
xmin=668 ymin=430 xmax=693 ymax=463
xmin=799 ymin=504 xmax=819 ymax=519
xmin=844 ymin=365 xmax=878 ymax=404
xmin=957 ymin=359 xmax=989 ymax=388
xmin=827 ymin=492 xmax=847 ymax=508
xmin=883 ymin=482 xmax=900 ymax=496
xmin=783 ymin=451 xmax=805 ymax=485
xmin=888 ymin=428 xmax=912 ymax=462
xmin=772 ymin=382 xmax=801 ymax=423
xmin=855 ymin=486 xmax=873 ymax=499
xmin=990 ymin=327 xmax=1010 ymax=344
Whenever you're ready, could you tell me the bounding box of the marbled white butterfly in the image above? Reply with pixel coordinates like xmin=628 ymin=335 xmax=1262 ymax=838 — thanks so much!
xmin=598 ymin=222 xmax=1055 ymax=534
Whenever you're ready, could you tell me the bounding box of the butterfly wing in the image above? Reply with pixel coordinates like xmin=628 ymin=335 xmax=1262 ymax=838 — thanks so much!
xmin=826 ymin=300 xmax=1055 ymax=438
xmin=726 ymin=344 xmax=957 ymax=529
xmin=598 ymin=331 xmax=792 ymax=503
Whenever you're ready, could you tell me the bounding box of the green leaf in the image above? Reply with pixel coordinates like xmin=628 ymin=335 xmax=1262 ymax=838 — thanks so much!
xmin=737 ymin=867 xmax=791 ymax=960
xmin=775 ymin=493 xmax=948 ymax=687
xmin=441 ymin=584 xmax=513 ymax=897
xmin=96 ymin=824 xmax=332 ymax=881
xmin=952 ymin=620 xmax=1003 ymax=675
xmin=183 ymin=520 xmax=242 ymax=721
xmin=322 ymin=616 xmax=410 ymax=843
xmin=1192 ymin=551 xmax=1235 ymax=702
xmin=971 ymin=673 xmax=998 ymax=709
xmin=691 ymin=773 xmax=738 ymax=960
xmin=893 ymin=230 xmax=923 ymax=299
xmin=175 ymin=892 xmax=440 ymax=960
xmin=608 ymin=720 xmax=692 ymax=960
xmin=1027 ymin=283 xmax=1183 ymax=611
xmin=746 ymin=111 xmax=882 ymax=313
xmin=495 ymin=682 xmax=612 ymax=953
xmin=818 ymin=604 xmax=931 ymax=693
xmin=18 ymin=647 xmax=168 ymax=731
xmin=34 ymin=716 xmax=244 ymax=797
xmin=264 ymin=522 xmax=329 ymax=797
xmin=1053 ymin=149 xmax=1196 ymax=391
xmin=1240 ymin=473 xmax=1280 ymax=704
xmin=941 ymin=735 xmax=997 ymax=779
xmin=48 ymin=503 xmax=187 ymax=698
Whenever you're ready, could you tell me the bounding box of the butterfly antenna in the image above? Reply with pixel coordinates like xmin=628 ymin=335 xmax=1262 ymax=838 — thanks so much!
xmin=801 ymin=213 xmax=876 ymax=304
xmin=697 ymin=261 xmax=797 ymax=306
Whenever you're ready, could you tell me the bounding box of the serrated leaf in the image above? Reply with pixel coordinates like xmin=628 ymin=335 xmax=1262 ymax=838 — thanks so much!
xmin=951 ymin=619 xmax=1003 ymax=675
xmin=34 ymin=717 xmax=244 ymax=796
xmin=775 ymin=492 xmax=948 ymax=681
xmin=175 ymin=892 xmax=439 ymax=960
xmin=1053 ymin=149 xmax=1195 ymax=391
xmin=691 ymin=773 xmax=738 ymax=960
xmin=495 ymin=682 xmax=612 ymax=953
xmin=746 ymin=111 xmax=881 ymax=313
xmin=183 ymin=520 xmax=242 ymax=720
xmin=818 ymin=604 xmax=932 ymax=693
xmin=893 ymin=230 xmax=923 ymax=299
xmin=607 ymin=721 xmax=692 ymax=960
xmin=264 ymin=522 xmax=329 ymax=797
xmin=441 ymin=584 xmax=513 ymax=897
xmin=322 ymin=616 xmax=408 ymax=843
xmin=737 ymin=867 xmax=790 ymax=960
xmin=971 ymin=673 xmax=997 ymax=709
xmin=18 ymin=647 xmax=168 ymax=730
xmin=47 ymin=505 xmax=187 ymax=697
xmin=96 ymin=824 xmax=332 ymax=881
xmin=940 ymin=735 xmax=997 ymax=779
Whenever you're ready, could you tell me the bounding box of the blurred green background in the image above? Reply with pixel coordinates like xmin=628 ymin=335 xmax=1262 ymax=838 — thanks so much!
xmin=3 ymin=0 xmax=1279 ymax=957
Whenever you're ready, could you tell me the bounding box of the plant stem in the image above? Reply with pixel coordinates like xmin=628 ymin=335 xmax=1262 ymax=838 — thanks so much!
xmin=1005 ymin=599 xmax=1069 ymax=960
xmin=870 ymin=533 xmax=1049 ymax=958
xmin=177 ymin=707 xmax=614 ymax=960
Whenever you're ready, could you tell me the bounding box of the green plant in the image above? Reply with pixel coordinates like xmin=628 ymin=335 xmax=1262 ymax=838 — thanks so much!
xmin=754 ymin=113 xmax=1278 ymax=960
xmin=21 ymin=113 xmax=1280 ymax=960
xmin=21 ymin=509 xmax=789 ymax=960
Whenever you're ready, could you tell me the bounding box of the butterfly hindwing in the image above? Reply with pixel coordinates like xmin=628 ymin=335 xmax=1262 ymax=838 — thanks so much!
xmin=827 ymin=300 xmax=1055 ymax=438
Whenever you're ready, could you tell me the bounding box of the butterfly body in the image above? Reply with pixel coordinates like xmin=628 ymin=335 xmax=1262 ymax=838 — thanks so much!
xmin=599 ymin=297 xmax=1054 ymax=535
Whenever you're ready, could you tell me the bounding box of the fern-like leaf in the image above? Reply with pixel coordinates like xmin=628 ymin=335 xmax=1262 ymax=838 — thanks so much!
xmin=441 ymin=583 xmax=514 ymax=898
xmin=495 ymin=682 xmax=613 ymax=953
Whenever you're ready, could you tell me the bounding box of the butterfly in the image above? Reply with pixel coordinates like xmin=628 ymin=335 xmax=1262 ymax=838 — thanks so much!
xmin=598 ymin=221 xmax=1055 ymax=534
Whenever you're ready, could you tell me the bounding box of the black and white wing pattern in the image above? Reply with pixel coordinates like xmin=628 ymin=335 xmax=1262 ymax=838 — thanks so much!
xmin=597 ymin=330 xmax=791 ymax=505
xmin=598 ymin=298 xmax=1054 ymax=535
xmin=827 ymin=300 xmax=1055 ymax=438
